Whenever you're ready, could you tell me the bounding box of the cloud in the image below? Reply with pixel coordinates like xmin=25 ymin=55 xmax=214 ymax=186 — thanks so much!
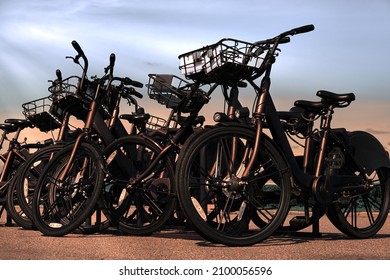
xmin=1 ymin=0 xmax=389 ymax=122
xmin=366 ymin=128 xmax=390 ymax=135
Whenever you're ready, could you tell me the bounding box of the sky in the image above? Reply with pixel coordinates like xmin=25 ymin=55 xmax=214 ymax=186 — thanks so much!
xmin=0 ymin=0 xmax=389 ymax=149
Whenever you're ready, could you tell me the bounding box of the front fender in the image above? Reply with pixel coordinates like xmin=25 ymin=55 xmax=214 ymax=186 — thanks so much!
xmin=348 ymin=131 xmax=390 ymax=175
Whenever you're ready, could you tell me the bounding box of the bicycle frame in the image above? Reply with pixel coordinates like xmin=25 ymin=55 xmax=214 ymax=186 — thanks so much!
xmin=244 ymin=25 xmax=383 ymax=200
xmin=248 ymin=72 xmax=314 ymax=191
xmin=0 ymin=120 xmax=33 ymax=224
xmin=57 ymin=69 xmax=142 ymax=182
xmin=0 ymin=121 xmax=31 ymax=183
xmin=126 ymin=82 xmax=219 ymax=187
xmin=57 ymin=81 xmax=126 ymax=181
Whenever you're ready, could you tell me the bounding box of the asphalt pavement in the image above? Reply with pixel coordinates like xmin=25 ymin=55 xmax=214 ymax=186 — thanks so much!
xmin=0 ymin=212 xmax=389 ymax=260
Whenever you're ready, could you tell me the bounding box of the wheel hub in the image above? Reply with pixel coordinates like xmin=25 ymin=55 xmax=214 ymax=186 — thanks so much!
xmin=227 ymin=175 xmax=242 ymax=191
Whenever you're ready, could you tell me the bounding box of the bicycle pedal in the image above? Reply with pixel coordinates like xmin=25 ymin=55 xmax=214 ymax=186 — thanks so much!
xmin=289 ymin=216 xmax=309 ymax=227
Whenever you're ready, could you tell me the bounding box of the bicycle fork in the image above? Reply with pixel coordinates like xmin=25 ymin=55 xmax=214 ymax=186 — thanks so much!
xmin=58 ymin=89 xmax=102 ymax=183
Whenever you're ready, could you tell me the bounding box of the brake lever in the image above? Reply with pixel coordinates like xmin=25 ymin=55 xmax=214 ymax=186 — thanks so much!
xmin=65 ymin=55 xmax=83 ymax=68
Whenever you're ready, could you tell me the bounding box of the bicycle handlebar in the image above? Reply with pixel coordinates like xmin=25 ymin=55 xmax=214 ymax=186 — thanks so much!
xmin=71 ymin=40 xmax=85 ymax=57
xmin=56 ymin=69 xmax=62 ymax=81
xmin=109 ymin=77 xmax=144 ymax=99
xmin=254 ymin=36 xmax=290 ymax=46
xmin=68 ymin=40 xmax=89 ymax=93
xmin=122 ymin=77 xmax=143 ymax=88
xmin=124 ymin=86 xmax=143 ymax=99
xmin=104 ymin=53 xmax=116 ymax=75
xmin=109 ymin=53 xmax=115 ymax=68
xmin=275 ymin=24 xmax=314 ymax=44
xmin=287 ymin=24 xmax=315 ymax=36
xmin=250 ymin=24 xmax=314 ymax=80
xmin=254 ymin=24 xmax=314 ymax=47
xmin=110 ymin=84 xmax=143 ymax=99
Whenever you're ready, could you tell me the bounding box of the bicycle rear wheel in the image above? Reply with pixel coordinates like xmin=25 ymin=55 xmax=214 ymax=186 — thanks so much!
xmin=175 ymin=126 xmax=291 ymax=246
xmin=102 ymin=135 xmax=176 ymax=235
xmin=326 ymin=167 xmax=390 ymax=238
xmin=31 ymin=142 xmax=104 ymax=236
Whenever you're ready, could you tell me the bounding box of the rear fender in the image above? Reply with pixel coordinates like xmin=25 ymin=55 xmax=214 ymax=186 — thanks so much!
xmin=348 ymin=131 xmax=390 ymax=175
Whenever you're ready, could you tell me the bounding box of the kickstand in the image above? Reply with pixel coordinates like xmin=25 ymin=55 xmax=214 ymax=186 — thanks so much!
xmin=311 ymin=205 xmax=321 ymax=237
xmin=6 ymin=213 xmax=13 ymax=226
xmin=1 ymin=205 xmax=14 ymax=226
xmin=289 ymin=204 xmax=322 ymax=238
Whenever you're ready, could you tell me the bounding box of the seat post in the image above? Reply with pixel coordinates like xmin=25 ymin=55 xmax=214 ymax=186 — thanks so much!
xmin=315 ymin=105 xmax=334 ymax=177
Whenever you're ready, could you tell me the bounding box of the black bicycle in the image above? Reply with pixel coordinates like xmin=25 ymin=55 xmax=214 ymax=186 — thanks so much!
xmin=100 ymin=73 xmax=215 ymax=235
xmin=174 ymin=24 xmax=390 ymax=246
xmin=1 ymin=118 xmax=51 ymax=227
xmin=11 ymin=65 xmax=145 ymax=231
xmin=30 ymin=41 xmax=145 ymax=236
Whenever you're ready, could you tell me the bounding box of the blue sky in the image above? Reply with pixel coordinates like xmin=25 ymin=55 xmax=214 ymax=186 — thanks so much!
xmin=0 ymin=0 xmax=389 ymax=146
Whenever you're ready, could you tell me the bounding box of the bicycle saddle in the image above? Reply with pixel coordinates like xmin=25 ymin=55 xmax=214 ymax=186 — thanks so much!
xmin=317 ymin=90 xmax=355 ymax=103
xmin=294 ymin=100 xmax=328 ymax=111
xmin=0 ymin=123 xmax=18 ymax=133
xmin=120 ymin=113 xmax=150 ymax=124
xmin=4 ymin=119 xmax=33 ymax=129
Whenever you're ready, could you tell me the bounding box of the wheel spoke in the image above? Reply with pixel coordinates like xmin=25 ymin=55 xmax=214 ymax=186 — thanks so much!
xmin=248 ymin=195 xmax=274 ymax=223
xmin=362 ymin=195 xmax=375 ymax=225
xmin=366 ymin=193 xmax=382 ymax=210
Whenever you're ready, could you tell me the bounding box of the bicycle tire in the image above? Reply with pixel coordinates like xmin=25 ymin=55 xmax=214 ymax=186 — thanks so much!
xmin=175 ymin=125 xmax=291 ymax=246
xmin=102 ymin=135 xmax=176 ymax=235
xmin=326 ymin=167 xmax=390 ymax=238
xmin=31 ymin=141 xmax=104 ymax=236
xmin=15 ymin=144 xmax=64 ymax=222
xmin=6 ymin=176 xmax=35 ymax=230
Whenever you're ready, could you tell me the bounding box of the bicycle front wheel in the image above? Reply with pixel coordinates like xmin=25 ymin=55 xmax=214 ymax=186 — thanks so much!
xmin=15 ymin=144 xmax=64 ymax=225
xmin=6 ymin=176 xmax=35 ymax=229
xmin=175 ymin=126 xmax=291 ymax=246
xmin=32 ymin=142 xmax=104 ymax=236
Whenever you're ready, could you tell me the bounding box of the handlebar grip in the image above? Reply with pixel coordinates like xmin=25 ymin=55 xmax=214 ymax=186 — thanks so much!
xmin=124 ymin=77 xmax=143 ymax=88
xmin=56 ymin=69 xmax=62 ymax=81
xmin=71 ymin=40 xmax=84 ymax=56
xmin=109 ymin=53 xmax=116 ymax=68
xmin=130 ymin=88 xmax=143 ymax=99
xmin=290 ymin=24 xmax=315 ymax=35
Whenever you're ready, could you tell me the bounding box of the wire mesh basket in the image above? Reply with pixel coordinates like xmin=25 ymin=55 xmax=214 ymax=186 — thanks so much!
xmin=147 ymin=74 xmax=207 ymax=113
xmin=48 ymin=76 xmax=95 ymax=120
xmin=179 ymin=38 xmax=266 ymax=83
xmin=22 ymin=96 xmax=63 ymax=132
xmin=146 ymin=115 xmax=167 ymax=130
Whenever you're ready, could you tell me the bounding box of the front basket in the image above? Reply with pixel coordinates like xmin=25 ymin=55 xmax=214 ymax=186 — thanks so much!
xmin=179 ymin=38 xmax=266 ymax=83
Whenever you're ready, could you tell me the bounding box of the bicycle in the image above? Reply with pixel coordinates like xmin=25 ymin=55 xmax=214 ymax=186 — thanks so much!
xmin=174 ymin=24 xmax=390 ymax=246
xmin=30 ymin=41 xmax=145 ymax=236
xmin=0 ymin=118 xmax=50 ymax=226
xmin=7 ymin=75 xmax=94 ymax=230
xmin=100 ymin=73 xmax=215 ymax=234
xmin=100 ymin=71 xmax=268 ymax=234
xmin=0 ymin=121 xmax=25 ymax=225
